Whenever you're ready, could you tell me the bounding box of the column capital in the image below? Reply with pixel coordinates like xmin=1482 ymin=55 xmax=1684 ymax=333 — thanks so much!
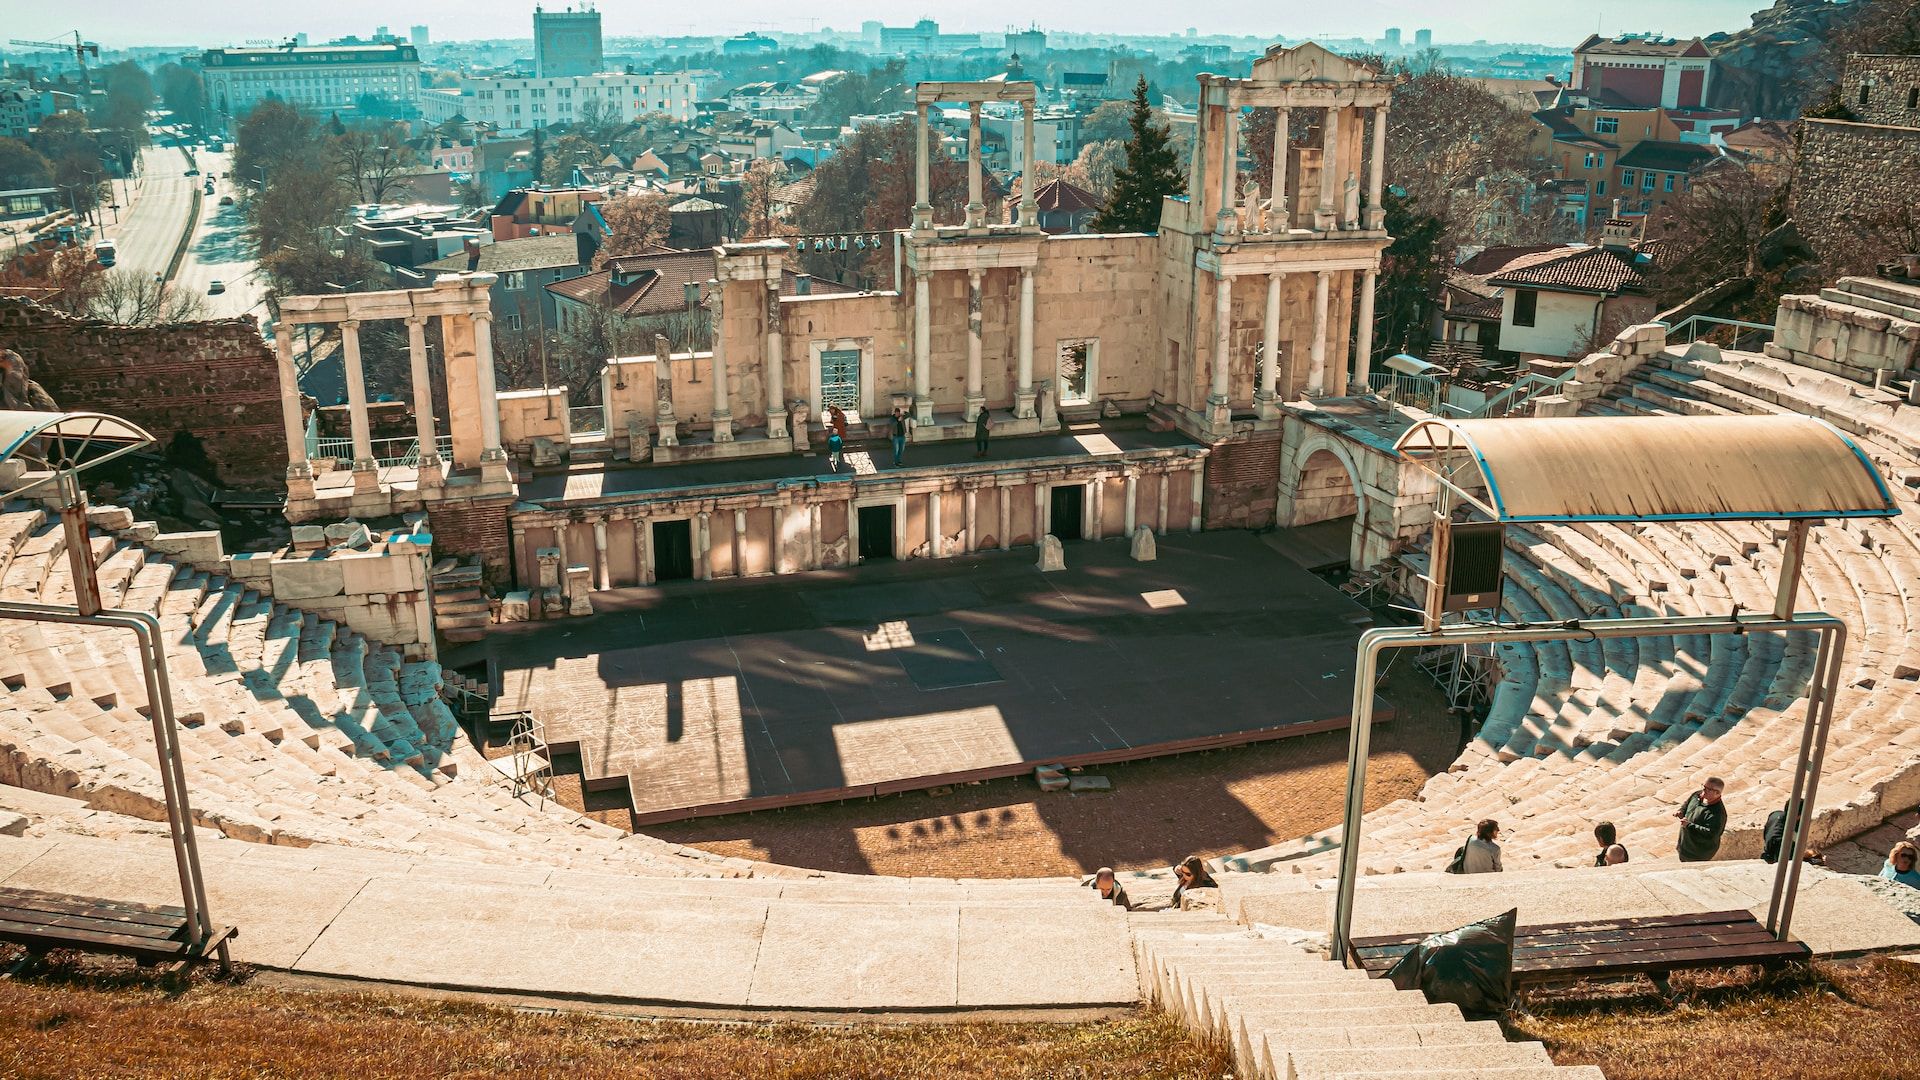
xmin=967 ymin=267 xmax=982 ymax=286
xmin=404 ymin=314 xmax=430 ymax=328
xmin=340 ymin=318 xmax=360 ymax=333
xmin=471 ymin=310 xmax=493 ymax=326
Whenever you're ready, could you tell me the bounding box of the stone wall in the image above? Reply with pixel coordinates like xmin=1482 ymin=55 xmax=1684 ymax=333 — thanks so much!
xmin=0 ymin=299 xmax=284 ymax=488
xmin=1847 ymin=54 xmax=1920 ymax=128
xmin=1202 ymin=430 xmax=1282 ymax=529
xmin=1792 ymin=119 xmax=1920 ymax=258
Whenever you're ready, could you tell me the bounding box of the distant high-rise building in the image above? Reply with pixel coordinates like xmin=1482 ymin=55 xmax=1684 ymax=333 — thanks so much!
xmin=294 ymin=32 xmax=309 ymax=47
xmin=1007 ymin=26 xmax=1047 ymax=57
xmin=376 ymin=26 xmax=389 ymax=38
xmin=1383 ymin=27 xmax=1402 ymax=51
xmin=411 ymin=25 xmax=429 ymax=47
xmin=861 ymin=20 xmax=883 ymax=45
xmin=534 ymin=4 xmax=603 ymax=78
xmin=1414 ymin=28 xmax=1432 ymax=49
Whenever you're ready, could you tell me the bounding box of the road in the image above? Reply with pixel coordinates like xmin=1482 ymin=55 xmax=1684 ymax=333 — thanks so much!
xmin=97 ymin=145 xmax=194 ymax=279
xmin=172 ymin=149 xmax=270 ymax=323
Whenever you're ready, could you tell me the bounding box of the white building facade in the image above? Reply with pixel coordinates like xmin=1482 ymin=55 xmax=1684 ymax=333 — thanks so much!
xmin=201 ymin=44 xmax=422 ymax=127
xmin=419 ymin=72 xmax=696 ymax=134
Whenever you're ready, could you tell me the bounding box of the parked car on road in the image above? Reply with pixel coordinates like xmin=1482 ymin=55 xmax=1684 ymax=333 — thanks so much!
xmin=208 ymin=280 xmax=225 ymax=294
xmin=218 ymin=195 xmax=234 ymax=206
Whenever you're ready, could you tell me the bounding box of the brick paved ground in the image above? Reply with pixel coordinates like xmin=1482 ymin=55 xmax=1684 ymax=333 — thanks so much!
xmin=538 ymin=658 xmax=1461 ymax=879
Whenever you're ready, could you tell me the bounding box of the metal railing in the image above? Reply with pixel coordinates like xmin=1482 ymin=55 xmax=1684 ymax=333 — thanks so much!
xmin=310 ymin=433 xmax=453 ymax=468
xmin=1664 ymin=314 xmax=1775 ymax=348
xmin=1467 ymin=369 xmax=1577 ymax=419
xmin=1366 ymin=371 xmax=1445 ymax=411
xmin=568 ymin=405 xmax=607 ymax=439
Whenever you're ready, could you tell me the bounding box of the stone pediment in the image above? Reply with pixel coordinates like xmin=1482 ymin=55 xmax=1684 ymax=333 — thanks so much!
xmin=1250 ymin=42 xmax=1384 ymax=85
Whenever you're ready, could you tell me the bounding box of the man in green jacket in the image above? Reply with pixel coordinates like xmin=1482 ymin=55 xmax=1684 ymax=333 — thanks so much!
xmin=1674 ymin=776 xmax=1728 ymax=862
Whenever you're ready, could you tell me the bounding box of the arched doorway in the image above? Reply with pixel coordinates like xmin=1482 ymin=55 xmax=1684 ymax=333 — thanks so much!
xmin=1276 ymin=433 xmax=1370 ymax=572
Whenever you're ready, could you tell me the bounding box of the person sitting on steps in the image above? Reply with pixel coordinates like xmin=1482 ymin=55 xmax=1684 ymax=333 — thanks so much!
xmin=1593 ymin=821 xmax=1629 ymax=867
xmin=1883 ymin=841 xmax=1920 ymax=889
xmin=1085 ymin=866 xmax=1133 ymax=909
xmin=1462 ymin=818 xmax=1504 ymax=874
xmin=1170 ymin=856 xmax=1216 ymax=907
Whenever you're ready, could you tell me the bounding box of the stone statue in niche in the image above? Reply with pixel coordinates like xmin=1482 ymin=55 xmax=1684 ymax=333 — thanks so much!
xmin=1241 ymin=178 xmax=1263 ymax=232
xmin=652 ymin=333 xmax=679 ymax=447
xmin=1343 ymin=172 xmax=1361 ymax=228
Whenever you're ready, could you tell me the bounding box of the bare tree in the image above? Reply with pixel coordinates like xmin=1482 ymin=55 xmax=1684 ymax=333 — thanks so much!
xmin=593 ymin=191 xmax=671 ymax=268
xmin=1646 ymin=161 xmax=1789 ymax=313
xmin=330 ymin=125 xmax=419 ymax=204
xmin=85 ymin=269 xmax=211 ymax=324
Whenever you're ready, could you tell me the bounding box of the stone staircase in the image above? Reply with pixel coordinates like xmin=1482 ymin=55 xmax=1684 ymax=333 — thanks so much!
xmin=1137 ymin=916 xmax=1603 ymax=1079
xmin=430 ymin=560 xmax=491 ymax=643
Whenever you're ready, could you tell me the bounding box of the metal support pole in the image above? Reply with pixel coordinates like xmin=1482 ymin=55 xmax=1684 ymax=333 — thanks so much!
xmin=1332 ymin=612 xmax=1847 ymax=965
xmin=1774 ymin=520 xmax=1809 ymax=620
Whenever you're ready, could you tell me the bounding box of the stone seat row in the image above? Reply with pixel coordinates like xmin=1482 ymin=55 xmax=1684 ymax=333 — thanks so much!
xmin=1135 ymin=924 xmax=1603 ymax=1080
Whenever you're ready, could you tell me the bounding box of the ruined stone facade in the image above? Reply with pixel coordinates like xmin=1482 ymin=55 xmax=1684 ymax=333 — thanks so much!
xmin=1847 ymin=53 xmax=1920 ymax=127
xmin=0 ymin=300 xmax=285 ymax=487
xmin=1791 ymin=57 xmax=1920 ymax=260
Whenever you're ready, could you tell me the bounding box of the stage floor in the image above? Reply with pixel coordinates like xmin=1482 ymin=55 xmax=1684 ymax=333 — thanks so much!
xmin=478 ymin=531 xmax=1390 ymax=824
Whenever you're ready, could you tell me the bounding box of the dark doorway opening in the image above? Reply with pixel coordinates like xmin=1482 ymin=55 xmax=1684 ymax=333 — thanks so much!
xmin=652 ymin=519 xmax=694 ymax=581
xmin=1049 ymin=484 xmax=1085 ymax=541
xmin=858 ymin=504 xmax=895 ymax=560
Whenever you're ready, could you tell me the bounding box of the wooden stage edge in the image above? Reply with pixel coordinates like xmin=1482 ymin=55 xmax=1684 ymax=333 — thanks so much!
xmin=572 ymin=698 xmax=1400 ymax=827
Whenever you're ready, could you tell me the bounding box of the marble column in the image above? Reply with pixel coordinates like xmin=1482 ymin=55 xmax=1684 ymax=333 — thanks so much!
xmin=635 ymin=517 xmax=653 ymax=585
xmin=339 ymin=319 xmax=379 ymax=493
xmin=1158 ymin=472 xmax=1170 ymax=533
xmin=1019 ymin=99 xmax=1038 ymax=227
xmin=1209 ymin=274 xmax=1232 ymax=423
xmin=965 ymin=269 xmax=984 ymax=420
xmin=404 ymin=315 xmax=441 ymax=487
xmin=1316 ymin=106 xmax=1340 ymax=231
xmin=1354 ymin=269 xmax=1379 ymax=394
xmin=695 ymin=511 xmax=711 ymax=580
xmin=1216 ymin=103 xmax=1240 ymax=236
xmin=592 ymin=519 xmax=610 ymax=591
xmin=472 ymin=311 xmax=509 ymax=479
xmin=966 ymin=101 xmax=984 ymax=228
xmin=1015 ymin=266 xmax=1036 ymax=418
xmin=964 ymin=488 xmax=977 ymax=553
xmin=765 ymin=279 xmax=787 ymax=439
xmin=1367 ymin=105 xmax=1389 ymax=231
xmin=1124 ymin=472 xmax=1138 ymax=537
xmin=1271 ymin=106 xmax=1290 ymax=232
xmin=913 ymin=103 xmax=932 ymax=229
xmin=708 ymin=279 xmax=732 ymax=442
xmin=733 ymin=509 xmax=746 ymax=577
xmin=913 ymin=269 xmax=933 ymax=424
xmin=1189 ymin=467 xmax=1204 ymax=532
xmin=1309 ymin=270 xmax=1331 ymax=397
xmin=273 ymin=325 xmax=314 ymax=499
xmin=1257 ymin=271 xmax=1283 ymax=416
xmin=928 ymin=492 xmax=943 ymax=558
xmin=846 ymin=501 xmax=860 ymax=567
xmin=1090 ymin=479 xmax=1104 ymax=542
xmin=998 ymin=486 xmax=1011 ymax=551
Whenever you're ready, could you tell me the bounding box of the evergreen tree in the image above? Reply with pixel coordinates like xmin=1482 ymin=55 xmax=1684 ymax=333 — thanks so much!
xmin=1091 ymin=76 xmax=1185 ymax=234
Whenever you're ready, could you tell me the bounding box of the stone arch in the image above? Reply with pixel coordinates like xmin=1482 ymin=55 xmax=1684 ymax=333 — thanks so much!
xmin=1275 ymin=429 xmax=1369 ymax=570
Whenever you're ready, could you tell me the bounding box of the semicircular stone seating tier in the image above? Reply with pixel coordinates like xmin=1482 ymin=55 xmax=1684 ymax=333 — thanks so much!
xmin=1224 ymin=343 xmax=1920 ymax=879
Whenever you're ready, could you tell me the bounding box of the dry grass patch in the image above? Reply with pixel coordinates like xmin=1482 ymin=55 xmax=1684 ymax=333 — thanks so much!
xmin=0 ymin=951 xmax=1228 ymax=1079
xmin=1510 ymin=958 xmax=1920 ymax=1080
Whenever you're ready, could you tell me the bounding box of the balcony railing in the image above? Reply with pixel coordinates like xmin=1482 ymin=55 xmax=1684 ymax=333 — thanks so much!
xmin=310 ymin=433 xmax=454 ymax=468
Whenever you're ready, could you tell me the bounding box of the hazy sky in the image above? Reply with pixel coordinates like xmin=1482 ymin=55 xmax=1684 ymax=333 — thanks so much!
xmin=12 ymin=0 xmax=1767 ymax=51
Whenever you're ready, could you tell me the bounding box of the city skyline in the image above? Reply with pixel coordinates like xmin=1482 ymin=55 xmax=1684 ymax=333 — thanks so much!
xmin=12 ymin=1 xmax=1767 ymax=53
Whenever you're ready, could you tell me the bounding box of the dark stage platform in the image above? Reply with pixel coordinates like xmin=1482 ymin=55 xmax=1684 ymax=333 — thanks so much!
xmin=477 ymin=531 xmax=1392 ymax=823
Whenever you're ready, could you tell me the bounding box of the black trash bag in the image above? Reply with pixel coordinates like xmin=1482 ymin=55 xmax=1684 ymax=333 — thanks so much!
xmin=1382 ymin=907 xmax=1517 ymax=1019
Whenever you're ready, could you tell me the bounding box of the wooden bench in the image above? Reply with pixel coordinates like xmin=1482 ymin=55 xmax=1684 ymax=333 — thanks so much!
xmin=0 ymin=885 xmax=235 ymax=971
xmin=1348 ymin=910 xmax=1810 ymax=987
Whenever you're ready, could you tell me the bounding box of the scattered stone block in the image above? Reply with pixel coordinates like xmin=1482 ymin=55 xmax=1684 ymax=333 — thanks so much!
xmin=1685 ymin=340 xmax=1723 ymax=364
xmin=291 ymin=525 xmax=328 ymax=554
xmin=1130 ymin=528 xmax=1157 ymax=562
xmin=535 ymin=548 xmax=562 ymax=590
xmin=499 ymin=591 xmax=531 ymax=622
xmin=86 ymin=505 xmax=134 ymax=531
xmin=531 ymin=437 xmax=563 ymax=467
xmin=1037 ymin=534 xmax=1065 ymax=572
xmin=565 ymin=564 xmax=593 ymax=616
xmin=1068 ymin=775 xmax=1111 ymax=793
xmin=0 ymin=810 xmax=26 ymax=837
xmin=323 ymin=521 xmax=371 ymax=549
xmin=1101 ymin=399 xmax=1121 ymax=418
xmin=1034 ymin=764 xmax=1069 ymax=792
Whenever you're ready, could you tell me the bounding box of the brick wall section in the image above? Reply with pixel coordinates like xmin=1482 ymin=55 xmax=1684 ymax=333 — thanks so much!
xmin=429 ymin=496 xmax=514 ymax=586
xmin=1203 ymin=431 xmax=1282 ymax=530
xmin=1792 ymin=119 xmax=1920 ymax=257
xmin=0 ymin=299 xmax=284 ymax=487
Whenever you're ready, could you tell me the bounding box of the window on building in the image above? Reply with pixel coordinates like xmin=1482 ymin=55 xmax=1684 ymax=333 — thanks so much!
xmin=1512 ymin=289 xmax=1538 ymax=328
xmin=1909 ymin=87 xmax=1918 ymax=109
xmin=1663 ymin=174 xmax=1676 ymax=192
xmin=1057 ymin=340 xmax=1097 ymax=405
xmin=501 ymin=272 xmax=524 ymax=290
xmin=1595 ymin=180 xmax=1606 ymax=196
xmin=1621 ymin=168 xmax=1636 ymax=187
xmin=1860 ymin=83 xmax=1871 ymax=105
xmin=504 ymin=313 xmax=522 ymax=331
xmin=1594 ymin=116 xmax=1619 ymax=134
xmin=1642 ymin=173 xmax=1656 ymax=192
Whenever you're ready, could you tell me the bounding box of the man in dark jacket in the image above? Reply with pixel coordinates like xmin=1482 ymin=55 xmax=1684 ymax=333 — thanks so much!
xmin=1674 ymin=776 xmax=1728 ymax=862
